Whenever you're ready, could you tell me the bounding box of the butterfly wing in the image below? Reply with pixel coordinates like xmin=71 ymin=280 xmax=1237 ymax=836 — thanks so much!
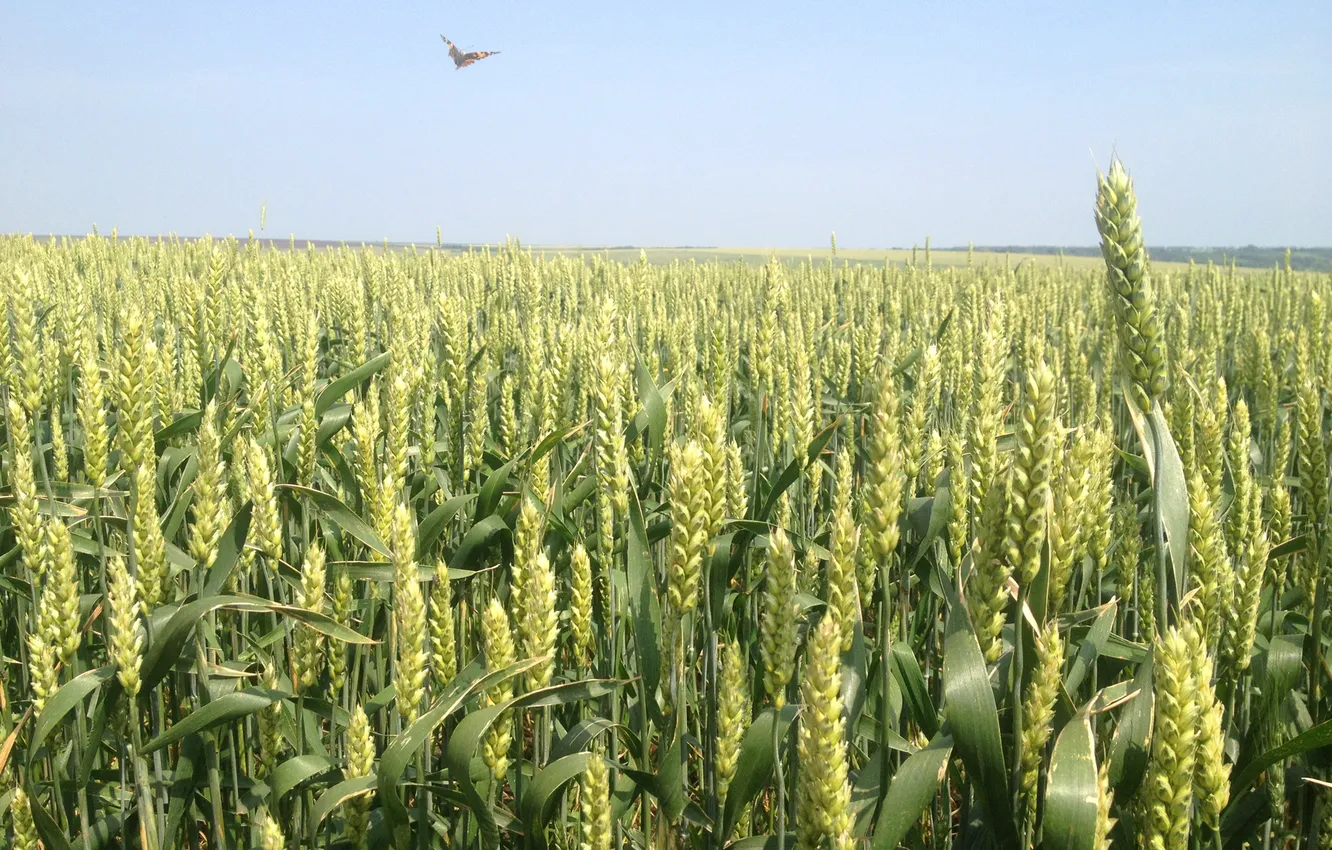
xmin=459 ymin=50 xmax=499 ymax=68
xmin=440 ymin=35 xmax=466 ymax=67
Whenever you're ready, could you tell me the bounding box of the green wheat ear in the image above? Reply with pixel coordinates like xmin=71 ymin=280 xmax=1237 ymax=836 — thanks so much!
xmin=481 ymin=597 xmax=516 ymax=782
xmin=257 ymin=808 xmax=285 ymax=850
xmin=666 ymin=439 xmax=711 ymax=624
xmin=5 ymin=401 xmax=44 ymax=567
xmin=10 ymin=786 xmax=39 ymax=850
xmin=716 ymin=639 xmax=749 ymax=812
xmin=761 ymin=527 xmax=799 ymax=708
xmin=188 ymin=400 xmax=227 ymax=569
xmin=569 ymin=543 xmax=595 ymax=670
xmin=1005 ymin=361 xmax=1056 ymax=590
xmin=968 ymin=461 xmax=1012 ymax=664
xmin=580 ymin=746 xmax=612 ymax=850
xmin=429 ymin=562 xmax=458 ymax=688
xmin=1185 ymin=467 xmax=1229 ymax=649
xmin=518 ymin=551 xmax=559 ymax=691
xmin=1190 ymin=627 xmax=1230 ymax=834
xmin=795 ymin=615 xmax=854 ymax=850
xmin=343 ymin=704 xmax=375 ymax=845
xmin=1096 ymin=158 xmax=1167 ymax=411
xmin=1094 ymin=760 xmax=1116 ymax=850
xmin=864 ymin=367 xmax=905 ymax=572
xmin=1143 ymin=622 xmax=1199 ymax=850
xmin=76 ymin=344 xmax=110 ymax=478
xmin=1019 ymin=621 xmax=1064 ymax=821
xmin=108 ymin=554 xmax=143 ymax=697
xmin=256 ymin=664 xmax=286 ymax=780
xmin=824 ymin=498 xmax=861 ymax=653
xmin=292 ymin=544 xmax=327 ymax=692
xmin=391 ymin=504 xmax=428 ymax=724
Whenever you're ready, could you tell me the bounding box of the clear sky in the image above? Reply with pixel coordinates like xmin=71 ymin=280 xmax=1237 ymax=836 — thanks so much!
xmin=2 ymin=2 xmax=1328 ymax=248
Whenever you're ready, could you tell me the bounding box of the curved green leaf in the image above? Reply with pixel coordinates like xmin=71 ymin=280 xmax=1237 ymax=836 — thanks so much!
xmin=725 ymin=836 xmax=794 ymax=850
xmin=72 ymin=813 xmax=126 ymax=850
xmin=324 ymin=442 xmax=362 ymax=512
xmin=164 ymin=734 xmax=205 ymax=847
xmin=892 ymin=346 xmax=922 ymax=377
xmin=560 ymin=471 xmax=597 ymax=516
xmin=529 ymin=423 xmax=578 ymax=472
xmin=941 ymin=603 xmax=1017 ymax=848
xmin=1268 ymin=533 xmax=1309 ymax=562
xmin=1064 ymin=600 xmax=1117 ymax=695
xmin=625 ymin=479 xmax=662 ymax=721
xmin=1259 ymin=634 xmax=1303 ymax=702
xmin=77 ymin=676 xmax=120 ymax=787
xmin=200 ymin=504 xmax=252 ymax=597
xmin=552 ymin=717 xmax=618 ymax=761
xmin=720 ymin=705 xmax=798 ymax=842
xmin=299 ymin=696 xmax=352 ymax=729
xmin=634 ymin=353 xmax=668 ymax=485
xmin=890 ymin=643 xmax=938 ymax=740
xmin=155 ymin=408 xmax=203 ymax=447
xmin=284 ymin=484 xmax=390 ymax=558
xmin=934 ymin=307 xmax=955 ymax=342
xmin=756 ymin=417 xmax=840 ymax=522
xmin=722 ymin=521 xmax=831 ymax=561
xmin=1043 ymin=712 xmax=1098 ymax=850
xmin=1148 ymin=407 xmax=1188 ymax=614
xmin=870 ymin=733 xmax=953 ymax=850
xmin=142 ymin=687 xmax=286 ymax=754
xmin=708 ymin=530 xmax=737 ymax=625
xmin=263 ymin=602 xmax=379 ymax=644
xmin=657 ymin=716 xmax=687 ymax=823
xmin=1127 ymin=402 xmax=1188 ymax=613
xmin=1232 ymin=717 xmax=1332 ymax=792
xmin=475 ymin=457 xmax=519 ymax=521
xmin=906 ymin=470 xmax=951 ymax=572
xmin=438 ymin=678 xmax=620 ymax=850
xmin=378 ymin=657 xmax=545 ymax=846
xmin=1221 ymin=786 xmax=1273 ymax=849
xmin=316 ymin=350 xmax=391 ymax=416
xmin=140 ymin=594 xmax=256 ymax=692
xmin=27 ymin=780 xmax=73 ymax=850
xmin=269 ymin=754 xmax=340 ymax=804
xmin=444 ymin=703 xmax=507 ymax=850
xmin=841 ymin=623 xmax=870 ymax=743
xmin=417 ymin=493 xmax=477 ymax=558
xmin=451 ymin=514 xmax=514 ymax=572
xmin=512 ymin=678 xmax=621 ymax=710
xmin=311 ymin=773 xmax=377 ymax=831
xmin=316 ymin=403 xmax=354 ymax=448
xmin=27 ymin=665 xmax=115 ymax=762
xmin=520 ymin=752 xmax=594 ymax=850
xmin=1108 ymin=656 xmax=1153 ymax=796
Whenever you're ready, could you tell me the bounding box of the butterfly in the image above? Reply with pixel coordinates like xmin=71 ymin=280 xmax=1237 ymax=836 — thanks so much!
xmin=440 ymin=35 xmax=500 ymax=69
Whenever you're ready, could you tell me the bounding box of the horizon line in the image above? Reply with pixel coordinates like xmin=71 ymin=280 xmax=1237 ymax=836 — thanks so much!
xmin=6 ymin=232 xmax=1328 ymax=253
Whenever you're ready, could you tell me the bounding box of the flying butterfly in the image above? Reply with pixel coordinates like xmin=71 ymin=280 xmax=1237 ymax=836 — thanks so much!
xmin=440 ymin=35 xmax=500 ymax=70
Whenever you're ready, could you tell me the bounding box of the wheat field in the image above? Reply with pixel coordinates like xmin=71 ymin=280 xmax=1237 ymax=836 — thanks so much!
xmin=1 ymin=162 xmax=1330 ymax=849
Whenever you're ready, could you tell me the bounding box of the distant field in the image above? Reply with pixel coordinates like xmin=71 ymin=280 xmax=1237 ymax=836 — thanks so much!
xmin=401 ymin=243 xmax=1286 ymax=272
xmin=22 ymin=233 xmax=1323 ymax=271
xmin=518 ymin=244 xmax=1329 ymax=271
xmin=516 ymin=245 xmax=1202 ymax=272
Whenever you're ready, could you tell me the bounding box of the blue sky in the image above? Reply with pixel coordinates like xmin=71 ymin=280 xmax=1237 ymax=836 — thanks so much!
xmin=2 ymin=2 xmax=1328 ymax=247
